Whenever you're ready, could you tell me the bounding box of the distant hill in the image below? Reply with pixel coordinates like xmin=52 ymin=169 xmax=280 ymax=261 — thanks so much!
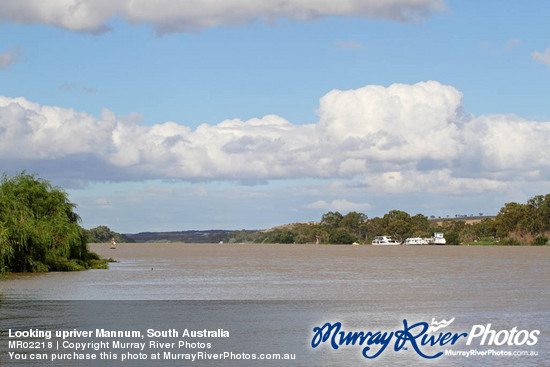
xmin=125 ymin=230 xmax=240 ymax=243
xmin=260 ymin=222 xmax=318 ymax=232
xmin=428 ymin=215 xmax=495 ymax=225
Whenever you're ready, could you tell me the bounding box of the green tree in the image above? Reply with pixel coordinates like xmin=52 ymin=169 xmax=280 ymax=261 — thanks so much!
xmin=382 ymin=210 xmax=411 ymax=240
xmin=321 ymin=211 xmax=343 ymax=229
xmin=257 ymin=228 xmax=297 ymax=244
xmin=526 ymin=194 xmax=550 ymax=233
xmin=86 ymin=225 xmax=133 ymax=243
xmin=445 ymin=231 xmax=460 ymax=246
xmin=292 ymin=223 xmax=320 ymax=243
xmin=410 ymin=214 xmax=433 ymax=237
xmin=494 ymin=202 xmax=529 ymax=237
xmin=0 ymin=172 xmax=105 ymax=273
xmin=329 ymin=228 xmax=355 ymax=244
xmin=228 ymin=229 xmax=251 ymax=243
xmin=365 ymin=217 xmax=384 ymax=242
xmin=277 ymin=230 xmax=296 ymax=244
xmin=470 ymin=218 xmax=497 ymax=239
xmin=441 ymin=219 xmax=466 ymax=234
xmin=340 ymin=212 xmax=367 ymax=239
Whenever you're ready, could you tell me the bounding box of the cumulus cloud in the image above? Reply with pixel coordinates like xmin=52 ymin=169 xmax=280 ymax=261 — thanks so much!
xmin=532 ymin=47 xmax=550 ymax=67
xmin=0 ymin=0 xmax=445 ymax=34
xmin=1 ymin=80 xmax=549 ymax=196
xmin=362 ymin=170 xmax=508 ymax=195
xmin=0 ymin=96 xmax=115 ymax=159
xmin=0 ymin=45 xmax=25 ymax=70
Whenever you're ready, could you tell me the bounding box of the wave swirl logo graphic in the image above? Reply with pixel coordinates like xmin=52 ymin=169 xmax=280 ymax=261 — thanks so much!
xmin=427 ymin=318 xmax=455 ymax=333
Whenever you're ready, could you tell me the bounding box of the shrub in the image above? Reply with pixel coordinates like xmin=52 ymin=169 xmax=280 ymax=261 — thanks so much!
xmin=499 ymin=238 xmax=522 ymax=246
xmin=532 ymin=236 xmax=549 ymax=246
xmin=445 ymin=231 xmax=460 ymax=246
xmin=329 ymin=229 xmax=356 ymax=244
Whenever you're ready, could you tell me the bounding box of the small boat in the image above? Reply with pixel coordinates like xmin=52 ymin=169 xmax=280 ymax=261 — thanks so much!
xmin=352 ymin=242 xmax=360 ymax=246
xmin=372 ymin=236 xmax=401 ymax=245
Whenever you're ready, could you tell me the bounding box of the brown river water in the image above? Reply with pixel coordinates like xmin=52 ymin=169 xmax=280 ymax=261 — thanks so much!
xmin=1 ymin=243 xmax=548 ymax=304
xmin=0 ymin=244 xmax=548 ymax=366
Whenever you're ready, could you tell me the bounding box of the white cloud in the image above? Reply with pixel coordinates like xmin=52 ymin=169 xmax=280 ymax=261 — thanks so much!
xmin=1 ymin=80 xmax=549 ymax=196
xmin=306 ymin=199 xmax=372 ymax=212
xmin=462 ymin=114 xmax=550 ymax=174
xmin=316 ymin=81 xmax=465 ymax=164
xmin=363 ymin=170 xmax=508 ymax=195
xmin=0 ymin=96 xmax=115 ymax=159
xmin=533 ymin=47 xmax=550 ymax=67
xmin=0 ymin=0 xmax=445 ymax=34
xmin=0 ymin=45 xmax=25 ymax=70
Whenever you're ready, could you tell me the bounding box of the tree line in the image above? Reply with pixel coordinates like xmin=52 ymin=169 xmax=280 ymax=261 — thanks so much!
xmin=224 ymin=194 xmax=550 ymax=246
xmin=88 ymin=194 xmax=550 ymax=246
xmin=226 ymin=210 xmax=442 ymax=244
xmin=82 ymin=194 xmax=550 ymax=246
xmin=446 ymin=194 xmax=550 ymax=246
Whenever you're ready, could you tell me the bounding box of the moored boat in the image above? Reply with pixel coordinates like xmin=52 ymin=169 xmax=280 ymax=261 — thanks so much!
xmin=404 ymin=237 xmax=429 ymax=245
xmin=430 ymin=232 xmax=446 ymax=245
xmin=404 ymin=233 xmax=446 ymax=245
xmin=372 ymin=236 xmax=401 ymax=245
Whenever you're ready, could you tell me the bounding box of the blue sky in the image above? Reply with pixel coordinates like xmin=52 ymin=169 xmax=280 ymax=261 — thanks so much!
xmin=1 ymin=0 xmax=549 ymax=232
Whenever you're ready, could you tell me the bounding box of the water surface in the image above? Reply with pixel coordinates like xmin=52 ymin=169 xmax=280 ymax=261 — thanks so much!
xmin=1 ymin=244 xmax=547 ymax=366
xmin=1 ymin=243 xmax=547 ymax=307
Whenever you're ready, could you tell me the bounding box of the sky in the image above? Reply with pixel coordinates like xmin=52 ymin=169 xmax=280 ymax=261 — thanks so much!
xmin=1 ymin=0 xmax=549 ymax=233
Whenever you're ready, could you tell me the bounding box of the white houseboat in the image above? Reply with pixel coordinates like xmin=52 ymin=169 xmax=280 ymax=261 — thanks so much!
xmin=404 ymin=232 xmax=446 ymax=245
xmin=404 ymin=237 xmax=429 ymax=245
xmin=430 ymin=232 xmax=446 ymax=245
xmin=372 ymin=236 xmax=402 ymax=245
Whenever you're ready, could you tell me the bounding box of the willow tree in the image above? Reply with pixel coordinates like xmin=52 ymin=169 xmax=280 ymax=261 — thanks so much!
xmin=0 ymin=172 xmax=104 ymax=273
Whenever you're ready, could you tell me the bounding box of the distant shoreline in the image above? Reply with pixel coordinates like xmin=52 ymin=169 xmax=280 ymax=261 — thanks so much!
xmin=89 ymin=241 xmax=546 ymax=247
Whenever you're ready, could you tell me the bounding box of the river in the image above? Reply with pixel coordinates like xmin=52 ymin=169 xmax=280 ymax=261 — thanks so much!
xmin=0 ymin=243 xmax=548 ymax=366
